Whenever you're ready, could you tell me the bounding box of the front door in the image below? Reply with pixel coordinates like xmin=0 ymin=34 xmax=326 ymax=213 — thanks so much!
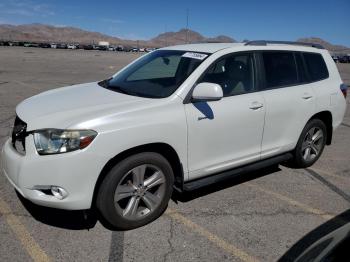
xmin=185 ymin=52 xmax=266 ymax=180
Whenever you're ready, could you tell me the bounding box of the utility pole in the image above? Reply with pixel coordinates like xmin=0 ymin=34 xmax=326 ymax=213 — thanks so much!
xmin=165 ymin=25 xmax=168 ymax=47
xmin=186 ymin=8 xmax=189 ymax=44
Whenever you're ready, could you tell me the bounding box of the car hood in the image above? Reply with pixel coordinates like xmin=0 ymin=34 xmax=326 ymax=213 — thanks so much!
xmin=16 ymin=82 xmax=151 ymax=130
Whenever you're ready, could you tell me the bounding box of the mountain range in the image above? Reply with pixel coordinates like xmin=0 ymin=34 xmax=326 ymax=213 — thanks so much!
xmin=0 ymin=23 xmax=349 ymax=53
xmin=0 ymin=23 xmax=235 ymax=48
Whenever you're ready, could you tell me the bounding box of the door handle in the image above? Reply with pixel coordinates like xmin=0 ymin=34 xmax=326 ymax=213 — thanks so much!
xmin=249 ymin=102 xmax=264 ymax=110
xmin=302 ymin=93 xmax=313 ymax=100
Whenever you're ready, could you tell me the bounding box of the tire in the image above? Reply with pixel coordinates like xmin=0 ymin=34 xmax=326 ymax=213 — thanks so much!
xmin=96 ymin=152 xmax=174 ymax=230
xmin=292 ymin=119 xmax=327 ymax=168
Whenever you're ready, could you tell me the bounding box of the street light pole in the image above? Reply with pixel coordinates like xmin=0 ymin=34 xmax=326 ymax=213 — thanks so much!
xmin=186 ymin=8 xmax=189 ymax=44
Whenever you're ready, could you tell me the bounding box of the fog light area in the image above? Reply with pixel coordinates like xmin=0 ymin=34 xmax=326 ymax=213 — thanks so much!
xmin=33 ymin=185 xmax=68 ymax=200
xmin=51 ymin=186 xmax=68 ymax=200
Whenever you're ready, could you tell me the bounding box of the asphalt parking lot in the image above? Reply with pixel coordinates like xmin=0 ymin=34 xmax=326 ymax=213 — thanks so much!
xmin=0 ymin=47 xmax=349 ymax=262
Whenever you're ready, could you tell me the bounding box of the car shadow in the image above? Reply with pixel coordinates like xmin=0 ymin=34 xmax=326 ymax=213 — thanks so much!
xmin=193 ymin=101 xmax=214 ymax=120
xmin=172 ymin=165 xmax=281 ymax=202
xmin=16 ymin=165 xmax=282 ymax=231
xmin=278 ymin=209 xmax=350 ymax=262
xmin=16 ymin=191 xmax=98 ymax=230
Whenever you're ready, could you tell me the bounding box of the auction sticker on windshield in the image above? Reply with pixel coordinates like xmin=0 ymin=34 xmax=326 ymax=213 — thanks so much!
xmin=182 ymin=52 xmax=208 ymax=60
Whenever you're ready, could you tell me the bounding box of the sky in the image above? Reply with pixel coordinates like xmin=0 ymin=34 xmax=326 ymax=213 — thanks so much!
xmin=0 ymin=0 xmax=349 ymax=46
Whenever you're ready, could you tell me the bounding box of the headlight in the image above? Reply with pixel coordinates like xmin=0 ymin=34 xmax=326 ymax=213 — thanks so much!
xmin=33 ymin=129 xmax=97 ymax=155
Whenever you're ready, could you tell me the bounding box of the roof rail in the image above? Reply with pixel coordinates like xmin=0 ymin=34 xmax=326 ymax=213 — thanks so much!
xmin=244 ymin=40 xmax=324 ymax=49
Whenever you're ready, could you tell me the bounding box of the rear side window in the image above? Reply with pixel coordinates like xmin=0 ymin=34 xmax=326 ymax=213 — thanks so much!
xmin=295 ymin=53 xmax=308 ymax=83
xmin=262 ymin=52 xmax=298 ymax=88
xmin=303 ymin=53 xmax=329 ymax=81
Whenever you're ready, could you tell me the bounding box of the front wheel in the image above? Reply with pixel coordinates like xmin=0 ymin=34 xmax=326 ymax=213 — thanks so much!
xmin=96 ymin=152 xmax=174 ymax=230
xmin=292 ymin=119 xmax=327 ymax=168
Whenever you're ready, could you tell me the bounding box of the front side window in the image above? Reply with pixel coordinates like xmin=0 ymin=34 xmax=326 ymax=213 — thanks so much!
xmin=303 ymin=52 xmax=329 ymax=82
xmin=199 ymin=53 xmax=255 ymax=97
xmin=262 ymin=51 xmax=298 ymax=88
xmin=103 ymin=50 xmax=208 ymax=98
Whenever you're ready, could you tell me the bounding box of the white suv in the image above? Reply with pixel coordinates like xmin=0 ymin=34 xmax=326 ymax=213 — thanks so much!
xmin=1 ymin=41 xmax=347 ymax=230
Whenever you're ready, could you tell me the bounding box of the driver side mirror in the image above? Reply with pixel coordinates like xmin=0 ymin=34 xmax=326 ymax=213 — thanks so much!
xmin=191 ymin=82 xmax=223 ymax=102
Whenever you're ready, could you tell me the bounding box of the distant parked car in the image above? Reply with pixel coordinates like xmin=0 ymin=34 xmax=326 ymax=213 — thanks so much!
xmin=50 ymin=43 xmax=57 ymax=49
xmin=39 ymin=43 xmax=51 ymax=48
xmin=145 ymin=48 xmax=156 ymax=52
xmin=339 ymin=55 xmax=350 ymax=63
xmin=123 ymin=46 xmax=132 ymax=52
xmin=96 ymin=45 xmax=108 ymax=51
xmin=24 ymin=42 xmax=39 ymax=48
xmin=130 ymin=47 xmax=139 ymax=52
xmin=56 ymin=43 xmax=67 ymax=49
xmin=67 ymin=44 xmax=77 ymax=49
xmin=83 ymin=45 xmax=94 ymax=50
xmin=116 ymin=45 xmax=124 ymax=51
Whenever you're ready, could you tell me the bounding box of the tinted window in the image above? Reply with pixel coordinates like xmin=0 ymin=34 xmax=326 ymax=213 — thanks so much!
xmin=127 ymin=55 xmax=181 ymax=81
xmin=303 ymin=53 xmax=329 ymax=81
xmin=295 ymin=53 xmax=308 ymax=83
xmin=199 ymin=53 xmax=255 ymax=97
xmin=263 ymin=52 xmax=298 ymax=88
xmin=104 ymin=50 xmax=208 ymax=98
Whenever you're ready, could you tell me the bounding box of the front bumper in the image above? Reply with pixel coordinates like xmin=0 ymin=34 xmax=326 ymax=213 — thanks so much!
xmin=1 ymin=136 xmax=106 ymax=210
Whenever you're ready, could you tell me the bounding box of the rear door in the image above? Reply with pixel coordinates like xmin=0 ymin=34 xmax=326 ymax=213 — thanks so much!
xmin=258 ymin=51 xmax=316 ymax=159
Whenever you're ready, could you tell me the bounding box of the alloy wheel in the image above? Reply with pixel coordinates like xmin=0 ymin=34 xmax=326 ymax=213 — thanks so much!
xmin=301 ymin=127 xmax=324 ymax=162
xmin=114 ymin=164 xmax=166 ymax=220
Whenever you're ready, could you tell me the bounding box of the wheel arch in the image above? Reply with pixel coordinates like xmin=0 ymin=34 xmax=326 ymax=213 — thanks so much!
xmin=91 ymin=143 xmax=184 ymax=208
xmin=309 ymin=111 xmax=333 ymax=145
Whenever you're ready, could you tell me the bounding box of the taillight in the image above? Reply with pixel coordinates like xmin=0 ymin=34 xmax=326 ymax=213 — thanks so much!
xmin=340 ymin=83 xmax=348 ymax=98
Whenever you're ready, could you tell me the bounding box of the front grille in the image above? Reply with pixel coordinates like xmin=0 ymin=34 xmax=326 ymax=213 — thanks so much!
xmin=11 ymin=116 xmax=27 ymax=155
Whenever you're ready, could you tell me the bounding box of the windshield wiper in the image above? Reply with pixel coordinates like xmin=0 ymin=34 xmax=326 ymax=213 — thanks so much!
xmin=111 ymin=86 xmax=134 ymax=95
xmin=98 ymin=78 xmax=112 ymax=88
xmin=99 ymin=78 xmax=161 ymax=98
xmin=98 ymin=79 xmax=132 ymax=95
xmin=106 ymin=84 xmax=139 ymax=96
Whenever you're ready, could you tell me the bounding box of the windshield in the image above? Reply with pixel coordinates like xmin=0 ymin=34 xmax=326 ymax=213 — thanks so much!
xmin=101 ymin=50 xmax=209 ymax=98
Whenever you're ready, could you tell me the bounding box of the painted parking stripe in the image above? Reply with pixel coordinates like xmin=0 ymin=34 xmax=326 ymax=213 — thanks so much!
xmin=0 ymin=198 xmax=50 ymax=262
xmin=166 ymin=208 xmax=259 ymax=262
xmin=246 ymin=183 xmax=334 ymax=220
xmin=166 ymin=176 xmax=346 ymax=261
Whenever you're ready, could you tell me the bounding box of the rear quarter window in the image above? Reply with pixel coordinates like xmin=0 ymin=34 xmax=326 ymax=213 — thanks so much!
xmin=303 ymin=52 xmax=329 ymax=82
xmin=262 ymin=51 xmax=298 ymax=88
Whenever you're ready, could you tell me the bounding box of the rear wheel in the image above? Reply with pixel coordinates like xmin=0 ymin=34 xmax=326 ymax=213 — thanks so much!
xmin=96 ymin=152 xmax=174 ymax=230
xmin=292 ymin=119 xmax=327 ymax=168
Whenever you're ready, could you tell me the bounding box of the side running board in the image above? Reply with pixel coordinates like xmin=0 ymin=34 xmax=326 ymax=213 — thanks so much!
xmin=182 ymin=153 xmax=293 ymax=192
